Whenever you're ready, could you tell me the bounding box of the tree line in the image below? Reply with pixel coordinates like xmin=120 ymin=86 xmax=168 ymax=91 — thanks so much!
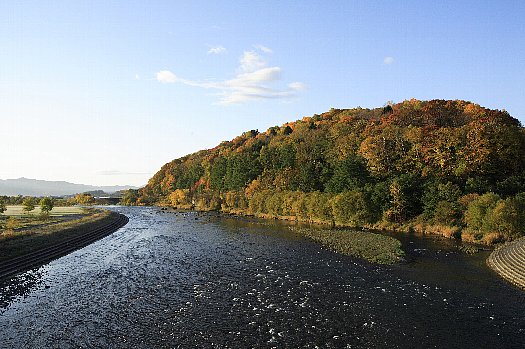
xmin=0 ymin=196 xmax=54 ymax=215
xmin=130 ymin=99 xmax=525 ymax=244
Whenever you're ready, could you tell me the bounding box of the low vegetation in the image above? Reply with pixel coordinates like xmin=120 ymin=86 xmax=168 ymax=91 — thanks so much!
xmin=0 ymin=207 xmax=116 ymax=261
xmin=292 ymin=227 xmax=404 ymax=264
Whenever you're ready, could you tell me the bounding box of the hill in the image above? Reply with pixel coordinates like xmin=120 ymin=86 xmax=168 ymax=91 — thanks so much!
xmin=134 ymin=99 xmax=525 ymax=244
xmin=0 ymin=177 xmax=139 ymax=197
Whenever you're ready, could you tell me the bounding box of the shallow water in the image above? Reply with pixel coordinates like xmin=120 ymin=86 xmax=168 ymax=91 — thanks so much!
xmin=0 ymin=206 xmax=524 ymax=348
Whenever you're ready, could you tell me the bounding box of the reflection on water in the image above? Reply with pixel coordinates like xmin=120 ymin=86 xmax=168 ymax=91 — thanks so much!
xmin=0 ymin=206 xmax=524 ymax=348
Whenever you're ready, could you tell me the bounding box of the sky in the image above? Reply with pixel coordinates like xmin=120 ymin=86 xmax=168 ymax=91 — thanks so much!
xmin=1 ymin=1 xmax=524 ymax=187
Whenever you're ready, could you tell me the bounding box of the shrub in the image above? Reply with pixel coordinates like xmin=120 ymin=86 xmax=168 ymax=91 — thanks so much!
xmin=464 ymin=192 xmax=500 ymax=232
xmin=331 ymin=190 xmax=372 ymax=226
xmin=291 ymin=192 xmax=308 ymax=220
xmin=487 ymin=194 xmax=525 ymax=239
xmin=169 ymin=189 xmax=190 ymax=207
xmin=306 ymin=191 xmax=333 ymax=223
xmin=433 ymin=200 xmax=460 ymax=226
xmin=266 ymin=191 xmax=283 ymax=217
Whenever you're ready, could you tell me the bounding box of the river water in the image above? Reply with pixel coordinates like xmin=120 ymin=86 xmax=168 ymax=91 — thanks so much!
xmin=0 ymin=206 xmax=524 ymax=348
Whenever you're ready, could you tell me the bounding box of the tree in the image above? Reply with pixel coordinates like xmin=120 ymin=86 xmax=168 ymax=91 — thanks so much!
xmin=22 ymin=197 xmax=35 ymax=213
xmin=40 ymin=197 xmax=54 ymax=214
xmin=120 ymin=189 xmax=139 ymax=206
xmin=0 ymin=198 xmax=6 ymax=214
xmin=325 ymin=154 xmax=370 ymax=193
xmin=74 ymin=193 xmax=95 ymax=205
xmin=464 ymin=193 xmax=500 ymax=232
xmin=331 ymin=190 xmax=372 ymax=226
xmin=385 ymin=175 xmax=422 ymax=222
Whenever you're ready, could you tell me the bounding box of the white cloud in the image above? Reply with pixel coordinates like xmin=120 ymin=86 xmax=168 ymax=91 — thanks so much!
xmin=239 ymin=51 xmax=267 ymax=72
xmin=288 ymin=82 xmax=306 ymax=91
xmin=254 ymin=44 xmax=273 ymax=53
xmin=135 ymin=74 xmax=140 ymax=80
xmin=383 ymin=56 xmax=395 ymax=65
xmin=156 ymin=49 xmax=305 ymax=105
xmin=207 ymin=46 xmax=227 ymax=54
xmin=156 ymin=70 xmax=177 ymax=83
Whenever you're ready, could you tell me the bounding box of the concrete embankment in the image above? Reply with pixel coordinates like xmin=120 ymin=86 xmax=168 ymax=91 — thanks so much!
xmin=0 ymin=212 xmax=128 ymax=279
xmin=487 ymin=237 xmax=525 ymax=290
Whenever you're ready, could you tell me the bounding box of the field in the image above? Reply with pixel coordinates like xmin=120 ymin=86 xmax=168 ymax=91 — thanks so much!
xmin=2 ymin=205 xmax=84 ymax=217
xmin=0 ymin=207 xmax=117 ymax=261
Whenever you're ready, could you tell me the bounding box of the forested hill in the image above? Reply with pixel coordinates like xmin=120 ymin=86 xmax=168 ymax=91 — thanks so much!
xmin=132 ymin=99 xmax=525 ymax=244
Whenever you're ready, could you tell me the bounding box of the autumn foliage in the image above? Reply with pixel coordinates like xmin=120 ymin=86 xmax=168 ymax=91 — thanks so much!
xmin=136 ymin=100 xmax=525 ymax=244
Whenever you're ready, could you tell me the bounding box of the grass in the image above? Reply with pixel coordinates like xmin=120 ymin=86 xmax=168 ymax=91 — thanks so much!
xmin=292 ymin=227 xmax=405 ymax=265
xmin=0 ymin=205 xmax=87 ymax=232
xmin=2 ymin=205 xmax=84 ymax=217
xmin=0 ymin=208 xmax=119 ymax=262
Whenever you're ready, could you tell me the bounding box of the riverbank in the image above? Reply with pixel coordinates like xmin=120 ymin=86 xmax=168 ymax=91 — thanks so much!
xmin=162 ymin=206 xmax=406 ymax=264
xmin=168 ymin=204 xmax=490 ymax=253
xmin=487 ymin=237 xmax=525 ymax=290
xmin=0 ymin=208 xmax=126 ymax=262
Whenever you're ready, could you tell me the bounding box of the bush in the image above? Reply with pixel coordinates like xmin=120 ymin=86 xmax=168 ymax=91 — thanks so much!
xmin=487 ymin=194 xmax=525 ymax=239
xmin=464 ymin=192 xmax=500 ymax=232
xmin=422 ymin=180 xmax=462 ymax=219
xmin=266 ymin=191 xmax=284 ymax=217
xmin=331 ymin=190 xmax=372 ymax=226
xmin=291 ymin=192 xmax=308 ymax=220
xmin=306 ymin=191 xmax=333 ymax=223
xmin=433 ymin=200 xmax=460 ymax=226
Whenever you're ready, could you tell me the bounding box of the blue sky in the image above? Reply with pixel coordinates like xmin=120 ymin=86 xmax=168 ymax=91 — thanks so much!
xmin=1 ymin=1 xmax=524 ymax=186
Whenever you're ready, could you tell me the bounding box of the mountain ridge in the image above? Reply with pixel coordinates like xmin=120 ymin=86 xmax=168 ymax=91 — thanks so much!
xmin=0 ymin=177 xmax=139 ymax=196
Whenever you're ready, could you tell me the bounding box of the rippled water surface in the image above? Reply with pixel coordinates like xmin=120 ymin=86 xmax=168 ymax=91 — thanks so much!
xmin=1 ymin=206 xmax=524 ymax=348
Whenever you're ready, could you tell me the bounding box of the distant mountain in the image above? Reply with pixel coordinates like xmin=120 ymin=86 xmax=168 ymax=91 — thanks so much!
xmin=0 ymin=177 xmax=139 ymax=197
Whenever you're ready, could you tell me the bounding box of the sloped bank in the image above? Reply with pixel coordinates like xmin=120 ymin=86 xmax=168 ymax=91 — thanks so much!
xmin=0 ymin=210 xmax=128 ymax=279
xmin=487 ymin=237 xmax=525 ymax=290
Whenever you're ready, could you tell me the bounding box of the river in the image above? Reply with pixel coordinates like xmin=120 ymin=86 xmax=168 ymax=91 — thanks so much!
xmin=1 ymin=206 xmax=524 ymax=348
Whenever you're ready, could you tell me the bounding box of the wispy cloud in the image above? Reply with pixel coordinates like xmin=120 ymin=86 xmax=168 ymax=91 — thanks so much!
xmin=239 ymin=51 xmax=267 ymax=72
xmin=156 ymin=70 xmax=177 ymax=83
xmin=156 ymin=49 xmax=305 ymax=105
xmin=207 ymin=45 xmax=227 ymax=55
xmin=254 ymin=44 xmax=273 ymax=54
xmin=383 ymin=56 xmax=395 ymax=65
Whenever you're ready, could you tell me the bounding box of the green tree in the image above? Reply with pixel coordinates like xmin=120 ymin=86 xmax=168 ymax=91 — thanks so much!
xmin=121 ymin=189 xmax=139 ymax=206
xmin=23 ymin=197 xmax=35 ymax=214
xmin=40 ymin=197 xmax=54 ymax=214
xmin=485 ymin=193 xmax=525 ymax=239
xmin=326 ymin=154 xmax=370 ymax=193
xmin=422 ymin=180 xmax=462 ymax=219
xmin=464 ymin=193 xmax=500 ymax=232
xmin=0 ymin=198 xmax=6 ymax=214
xmin=385 ymin=175 xmax=422 ymax=222
xmin=331 ymin=190 xmax=372 ymax=226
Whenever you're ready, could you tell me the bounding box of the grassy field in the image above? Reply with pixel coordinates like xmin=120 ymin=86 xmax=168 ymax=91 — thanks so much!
xmin=292 ymin=227 xmax=405 ymax=265
xmin=2 ymin=205 xmax=84 ymax=217
xmin=0 ymin=208 xmax=118 ymax=261
xmin=0 ymin=205 xmax=87 ymax=232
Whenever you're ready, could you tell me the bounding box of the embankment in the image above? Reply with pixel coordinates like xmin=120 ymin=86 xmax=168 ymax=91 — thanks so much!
xmin=487 ymin=237 xmax=525 ymax=290
xmin=0 ymin=210 xmax=128 ymax=279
